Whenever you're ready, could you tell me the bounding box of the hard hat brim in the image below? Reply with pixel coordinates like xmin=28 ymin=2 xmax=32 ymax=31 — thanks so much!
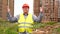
xmin=22 ymin=6 xmax=29 ymax=8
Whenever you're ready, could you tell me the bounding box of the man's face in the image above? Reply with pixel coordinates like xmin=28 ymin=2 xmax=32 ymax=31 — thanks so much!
xmin=23 ymin=8 xmax=29 ymax=14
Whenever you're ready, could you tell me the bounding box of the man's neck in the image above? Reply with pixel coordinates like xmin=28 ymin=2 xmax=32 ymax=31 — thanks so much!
xmin=23 ymin=13 xmax=28 ymax=16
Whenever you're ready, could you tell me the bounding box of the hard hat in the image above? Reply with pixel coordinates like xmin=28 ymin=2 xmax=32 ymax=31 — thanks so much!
xmin=22 ymin=4 xmax=29 ymax=8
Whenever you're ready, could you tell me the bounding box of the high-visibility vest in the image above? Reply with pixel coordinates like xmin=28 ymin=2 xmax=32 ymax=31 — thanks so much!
xmin=18 ymin=13 xmax=34 ymax=33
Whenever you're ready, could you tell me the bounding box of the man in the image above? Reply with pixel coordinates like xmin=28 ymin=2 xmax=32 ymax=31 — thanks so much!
xmin=7 ymin=4 xmax=43 ymax=34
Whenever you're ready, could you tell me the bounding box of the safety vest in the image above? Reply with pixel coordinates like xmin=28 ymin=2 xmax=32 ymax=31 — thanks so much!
xmin=18 ymin=13 xmax=34 ymax=33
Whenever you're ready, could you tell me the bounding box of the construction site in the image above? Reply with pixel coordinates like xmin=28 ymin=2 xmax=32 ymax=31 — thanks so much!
xmin=0 ymin=0 xmax=60 ymax=34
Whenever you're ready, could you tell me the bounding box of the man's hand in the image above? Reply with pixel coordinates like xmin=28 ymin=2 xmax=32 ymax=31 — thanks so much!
xmin=7 ymin=6 xmax=10 ymax=12
xmin=40 ymin=7 xmax=43 ymax=12
xmin=7 ymin=6 xmax=12 ymax=17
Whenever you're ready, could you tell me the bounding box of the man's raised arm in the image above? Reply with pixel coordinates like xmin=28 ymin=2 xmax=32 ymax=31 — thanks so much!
xmin=32 ymin=7 xmax=43 ymax=22
xmin=7 ymin=6 xmax=19 ymax=22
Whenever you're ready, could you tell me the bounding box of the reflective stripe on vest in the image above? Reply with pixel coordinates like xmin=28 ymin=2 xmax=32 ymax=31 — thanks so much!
xmin=18 ymin=22 xmax=32 ymax=24
xmin=19 ymin=26 xmax=33 ymax=28
xmin=18 ymin=22 xmax=33 ymax=28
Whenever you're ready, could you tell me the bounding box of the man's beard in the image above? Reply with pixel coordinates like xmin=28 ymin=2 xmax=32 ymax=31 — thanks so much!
xmin=23 ymin=10 xmax=28 ymax=14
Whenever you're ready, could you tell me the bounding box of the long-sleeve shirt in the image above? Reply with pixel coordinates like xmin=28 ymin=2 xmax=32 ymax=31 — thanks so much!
xmin=7 ymin=12 xmax=43 ymax=22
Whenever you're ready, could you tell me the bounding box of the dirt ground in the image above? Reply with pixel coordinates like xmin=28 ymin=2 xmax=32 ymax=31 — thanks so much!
xmin=32 ymin=23 xmax=60 ymax=34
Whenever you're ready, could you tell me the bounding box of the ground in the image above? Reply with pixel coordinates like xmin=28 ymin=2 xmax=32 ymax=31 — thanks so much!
xmin=0 ymin=18 xmax=60 ymax=34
